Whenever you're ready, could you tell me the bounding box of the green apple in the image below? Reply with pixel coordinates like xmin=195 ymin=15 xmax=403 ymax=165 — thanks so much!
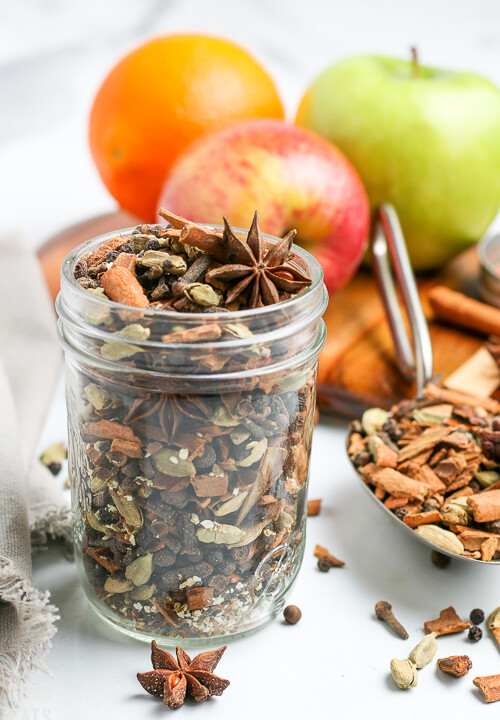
xmin=296 ymin=54 xmax=500 ymax=269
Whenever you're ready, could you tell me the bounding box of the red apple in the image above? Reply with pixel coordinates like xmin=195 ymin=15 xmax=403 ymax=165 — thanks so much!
xmin=158 ymin=119 xmax=370 ymax=294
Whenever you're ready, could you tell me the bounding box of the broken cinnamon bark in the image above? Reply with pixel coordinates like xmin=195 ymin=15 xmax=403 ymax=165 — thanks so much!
xmin=307 ymin=499 xmax=322 ymax=516
xmin=468 ymin=490 xmax=500 ymax=523
xmin=437 ymin=655 xmax=472 ymax=678
xmin=424 ymin=606 xmax=470 ymax=636
xmin=403 ymin=510 xmax=442 ymax=528
xmin=473 ymin=674 xmax=500 ymax=703
xmin=346 ymin=385 xmax=500 ymax=562
xmin=313 ymin=544 xmax=345 ymax=567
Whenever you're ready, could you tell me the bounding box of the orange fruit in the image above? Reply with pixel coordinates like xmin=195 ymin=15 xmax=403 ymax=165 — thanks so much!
xmin=89 ymin=35 xmax=284 ymax=220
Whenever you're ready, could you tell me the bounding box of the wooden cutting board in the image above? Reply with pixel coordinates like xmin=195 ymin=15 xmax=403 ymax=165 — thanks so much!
xmin=317 ymin=247 xmax=485 ymax=417
xmin=38 ymin=215 xmax=486 ymax=418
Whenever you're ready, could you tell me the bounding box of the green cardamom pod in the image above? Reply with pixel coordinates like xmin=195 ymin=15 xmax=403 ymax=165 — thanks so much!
xmin=184 ymin=282 xmax=222 ymax=307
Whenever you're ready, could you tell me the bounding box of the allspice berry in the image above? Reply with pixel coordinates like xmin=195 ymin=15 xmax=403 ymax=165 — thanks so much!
xmin=317 ymin=556 xmax=333 ymax=572
xmin=284 ymin=605 xmax=302 ymax=625
xmin=470 ymin=608 xmax=485 ymax=625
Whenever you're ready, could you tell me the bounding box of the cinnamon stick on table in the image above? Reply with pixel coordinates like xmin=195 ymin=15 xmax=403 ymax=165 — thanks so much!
xmin=428 ymin=285 xmax=500 ymax=336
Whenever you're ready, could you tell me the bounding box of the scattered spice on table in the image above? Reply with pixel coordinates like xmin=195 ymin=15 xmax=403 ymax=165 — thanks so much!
xmin=423 ymin=606 xmax=470 ymax=636
xmin=307 ymin=499 xmax=322 ymax=516
xmin=283 ymin=605 xmax=302 ymax=624
xmin=137 ymin=641 xmax=229 ymax=708
xmin=384 ymin=604 xmax=499 ymax=699
xmin=468 ymin=625 xmax=483 ymax=642
xmin=347 ymin=383 xmax=500 ymax=562
xmin=473 ymin=674 xmax=500 ymax=703
xmin=408 ymin=633 xmax=437 ymax=668
xmin=40 ymin=442 xmax=67 ymax=476
xmin=375 ymin=600 xmax=408 ymax=639
xmin=437 ymin=655 xmax=472 ymax=678
xmin=470 ymin=608 xmax=485 ymax=625
xmin=313 ymin=544 xmax=344 ymax=569
xmin=317 ymin=556 xmax=333 ymax=572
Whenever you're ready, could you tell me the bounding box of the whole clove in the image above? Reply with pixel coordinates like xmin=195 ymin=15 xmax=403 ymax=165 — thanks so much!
xmin=375 ymin=600 xmax=409 ymax=639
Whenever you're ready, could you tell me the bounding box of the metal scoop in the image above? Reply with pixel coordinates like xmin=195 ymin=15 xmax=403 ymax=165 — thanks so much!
xmin=350 ymin=203 xmax=499 ymax=565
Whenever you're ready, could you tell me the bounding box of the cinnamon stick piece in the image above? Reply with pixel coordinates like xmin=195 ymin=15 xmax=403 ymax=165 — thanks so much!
xmin=403 ymin=510 xmax=442 ymax=528
xmin=101 ymin=265 xmax=149 ymax=309
xmin=473 ymin=674 xmax=500 ymax=703
xmin=424 ymin=606 xmax=470 ymax=636
xmin=370 ymin=467 xmax=429 ymax=502
xmin=468 ymin=489 xmax=500 ymax=522
xmin=424 ymin=383 xmax=500 ymax=414
xmin=428 ymin=285 xmax=500 ymax=336
xmin=307 ymin=499 xmax=322 ymax=516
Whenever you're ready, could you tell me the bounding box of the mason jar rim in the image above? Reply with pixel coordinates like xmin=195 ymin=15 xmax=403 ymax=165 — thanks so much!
xmin=60 ymin=223 xmax=325 ymax=324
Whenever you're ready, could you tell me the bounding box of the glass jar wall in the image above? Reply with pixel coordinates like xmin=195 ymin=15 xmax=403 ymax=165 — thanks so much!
xmin=57 ymin=225 xmax=327 ymax=645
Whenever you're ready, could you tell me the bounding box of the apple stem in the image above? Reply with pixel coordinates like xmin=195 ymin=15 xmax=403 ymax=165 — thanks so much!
xmin=410 ymin=46 xmax=419 ymax=78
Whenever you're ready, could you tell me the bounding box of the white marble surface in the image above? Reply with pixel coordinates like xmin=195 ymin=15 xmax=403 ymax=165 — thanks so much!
xmin=3 ymin=0 xmax=500 ymax=717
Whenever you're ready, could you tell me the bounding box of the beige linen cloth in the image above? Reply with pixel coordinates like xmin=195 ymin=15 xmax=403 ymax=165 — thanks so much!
xmin=0 ymin=233 xmax=71 ymax=713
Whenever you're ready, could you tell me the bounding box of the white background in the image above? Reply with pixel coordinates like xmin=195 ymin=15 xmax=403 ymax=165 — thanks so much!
xmin=2 ymin=1 xmax=500 ymax=718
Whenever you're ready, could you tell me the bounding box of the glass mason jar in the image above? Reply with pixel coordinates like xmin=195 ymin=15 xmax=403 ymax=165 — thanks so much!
xmin=57 ymin=225 xmax=327 ymax=645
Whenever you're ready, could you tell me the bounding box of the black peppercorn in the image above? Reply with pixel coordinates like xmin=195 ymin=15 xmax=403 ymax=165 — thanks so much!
xmin=283 ymin=605 xmax=302 ymax=624
xmin=382 ymin=418 xmax=403 ymax=442
xmin=317 ymin=556 xmax=333 ymax=572
xmin=394 ymin=507 xmax=408 ymax=520
xmin=74 ymin=259 xmax=88 ymax=279
xmin=354 ymin=451 xmax=372 ymax=467
xmin=468 ymin=625 xmax=483 ymax=642
xmin=470 ymin=608 xmax=485 ymax=625
xmin=118 ymin=243 xmax=134 ymax=254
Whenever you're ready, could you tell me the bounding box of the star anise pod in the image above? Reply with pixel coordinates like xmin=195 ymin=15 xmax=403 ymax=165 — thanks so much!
xmin=137 ymin=641 xmax=230 ymax=709
xmin=206 ymin=212 xmax=312 ymax=308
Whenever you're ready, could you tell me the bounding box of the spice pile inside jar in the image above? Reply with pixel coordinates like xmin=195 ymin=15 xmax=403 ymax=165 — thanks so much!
xmin=347 ymin=383 xmax=500 ymax=561
xmin=70 ymin=209 xmax=319 ymax=640
xmin=76 ymin=208 xmax=311 ymax=311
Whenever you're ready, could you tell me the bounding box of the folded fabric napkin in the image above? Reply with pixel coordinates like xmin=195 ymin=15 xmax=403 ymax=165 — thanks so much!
xmin=0 ymin=232 xmax=71 ymax=714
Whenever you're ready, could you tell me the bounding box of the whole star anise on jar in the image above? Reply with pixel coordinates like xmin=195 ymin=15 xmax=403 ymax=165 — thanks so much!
xmin=206 ymin=212 xmax=312 ymax=308
xmin=137 ymin=641 xmax=230 ymax=708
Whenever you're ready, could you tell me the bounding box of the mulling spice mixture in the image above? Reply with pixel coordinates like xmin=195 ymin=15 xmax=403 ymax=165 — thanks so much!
xmin=347 ymin=383 xmax=500 ymax=562
xmin=69 ymin=209 xmax=319 ymax=639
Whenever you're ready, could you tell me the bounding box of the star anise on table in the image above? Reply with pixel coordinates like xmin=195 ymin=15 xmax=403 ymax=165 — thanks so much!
xmin=205 ymin=212 xmax=312 ymax=308
xmin=137 ymin=641 xmax=230 ymax=709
